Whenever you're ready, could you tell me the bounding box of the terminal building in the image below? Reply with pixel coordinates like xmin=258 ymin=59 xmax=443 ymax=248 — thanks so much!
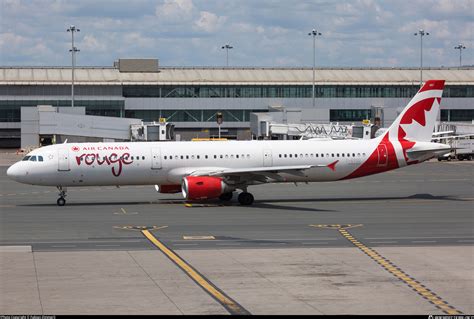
xmin=0 ymin=59 xmax=473 ymax=147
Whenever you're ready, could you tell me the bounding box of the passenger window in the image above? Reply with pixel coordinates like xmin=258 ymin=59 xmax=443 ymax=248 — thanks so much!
xmin=180 ymin=156 xmax=184 ymax=160
xmin=220 ymin=155 xmax=223 ymax=159
xmin=246 ymin=154 xmax=250 ymax=158
xmin=295 ymin=154 xmax=298 ymax=158
xmin=331 ymin=154 xmax=334 ymax=157
xmin=214 ymin=155 xmax=217 ymax=159
xmin=279 ymin=154 xmax=282 ymax=158
xmin=236 ymin=155 xmax=239 ymax=159
xmin=337 ymin=153 xmax=340 ymax=157
xmin=231 ymin=155 xmax=234 ymax=159
xmin=342 ymin=154 xmax=345 ymax=157
xmin=22 ymin=156 xmax=31 ymax=161
xmin=142 ymin=156 xmax=145 ymax=160
xmin=196 ymin=155 xmax=200 ymax=159
xmin=225 ymin=155 xmax=229 ymax=159
xmin=315 ymin=154 xmax=319 ymax=157
xmin=352 ymin=153 xmax=355 ymax=157
xmin=363 ymin=153 xmax=366 ymax=156
xmin=164 ymin=156 xmax=167 ymax=160
xmin=289 ymin=154 xmax=292 ymax=158
xmin=38 ymin=156 xmax=43 ymax=162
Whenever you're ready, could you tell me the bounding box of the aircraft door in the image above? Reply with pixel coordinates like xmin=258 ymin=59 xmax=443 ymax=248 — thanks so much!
xmin=58 ymin=149 xmax=70 ymax=171
xmin=263 ymin=149 xmax=273 ymax=167
xmin=151 ymin=147 xmax=162 ymax=169
xmin=377 ymin=144 xmax=388 ymax=167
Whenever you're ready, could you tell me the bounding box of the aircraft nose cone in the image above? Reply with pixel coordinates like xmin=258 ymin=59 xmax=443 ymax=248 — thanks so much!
xmin=7 ymin=163 xmax=23 ymax=181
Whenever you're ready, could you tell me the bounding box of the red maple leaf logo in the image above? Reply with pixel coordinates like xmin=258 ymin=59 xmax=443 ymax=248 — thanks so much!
xmin=72 ymin=146 xmax=80 ymax=152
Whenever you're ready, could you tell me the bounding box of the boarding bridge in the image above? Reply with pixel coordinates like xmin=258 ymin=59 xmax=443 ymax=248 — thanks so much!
xmin=131 ymin=120 xmax=175 ymax=142
xmin=21 ymin=106 xmax=142 ymax=149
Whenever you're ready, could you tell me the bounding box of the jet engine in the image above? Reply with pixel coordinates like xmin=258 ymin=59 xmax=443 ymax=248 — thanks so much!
xmin=181 ymin=176 xmax=233 ymax=200
xmin=155 ymin=184 xmax=182 ymax=193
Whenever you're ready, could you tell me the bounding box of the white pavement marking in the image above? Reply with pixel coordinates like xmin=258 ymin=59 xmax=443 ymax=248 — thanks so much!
xmin=0 ymin=245 xmax=32 ymax=252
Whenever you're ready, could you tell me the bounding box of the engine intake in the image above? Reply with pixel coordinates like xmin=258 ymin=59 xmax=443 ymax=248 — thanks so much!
xmin=182 ymin=176 xmax=232 ymax=200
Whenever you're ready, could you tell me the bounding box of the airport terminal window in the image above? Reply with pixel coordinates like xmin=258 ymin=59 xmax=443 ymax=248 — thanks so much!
xmin=441 ymin=109 xmax=474 ymax=121
xmin=117 ymin=85 xmax=474 ymax=98
xmin=330 ymin=109 xmax=372 ymax=122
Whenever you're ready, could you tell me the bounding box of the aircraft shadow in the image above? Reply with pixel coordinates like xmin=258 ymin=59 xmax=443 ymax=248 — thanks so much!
xmin=18 ymin=194 xmax=465 ymax=210
xmin=256 ymin=193 xmax=467 ymax=204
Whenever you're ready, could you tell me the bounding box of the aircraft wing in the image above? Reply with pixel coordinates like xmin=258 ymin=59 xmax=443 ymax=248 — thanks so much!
xmin=188 ymin=162 xmax=338 ymax=184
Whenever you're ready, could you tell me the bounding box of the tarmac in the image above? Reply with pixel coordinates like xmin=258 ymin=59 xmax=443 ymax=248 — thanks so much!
xmin=0 ymin=151 xmax=473 ymax=315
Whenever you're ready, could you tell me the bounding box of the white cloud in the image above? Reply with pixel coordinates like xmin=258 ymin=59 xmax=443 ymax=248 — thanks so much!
xmin=81 ymin=35 xmax=106 ymax=52
xmin=194 ymin=11 xmax=226 ymax=33
xmin=155 ymin=0 xmax=194 ymax=22
xmin=0 ymin=32 xmax=27 ymax=49
xmin=0 ymin=0 xmax=472 ymax=67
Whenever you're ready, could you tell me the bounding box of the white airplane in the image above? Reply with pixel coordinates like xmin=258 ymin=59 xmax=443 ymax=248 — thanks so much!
xmin=7 ymin=80 xmax=451 ymax=206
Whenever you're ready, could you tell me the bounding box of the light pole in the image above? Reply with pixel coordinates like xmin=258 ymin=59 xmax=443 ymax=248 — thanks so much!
xmin=67 ymin=25 xmax=80 ymax=107
xmin=221 ymin=44 xmax=233 ymax=67
xmin=414 ymin=28 xmax=429 ymax=87
xmin=308 ymin=29 xmax=321 ymax=107
xmin=454 ymin=44 xmax=466 ymax=67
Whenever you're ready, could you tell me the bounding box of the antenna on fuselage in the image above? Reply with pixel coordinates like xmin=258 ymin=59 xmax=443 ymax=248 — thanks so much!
xmin=63 ymin=139 xmax=68 ymax=144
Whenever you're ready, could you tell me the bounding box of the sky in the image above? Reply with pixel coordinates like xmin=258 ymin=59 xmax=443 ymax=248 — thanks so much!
xmin=0 ymin=0 xmax=473 ymax=67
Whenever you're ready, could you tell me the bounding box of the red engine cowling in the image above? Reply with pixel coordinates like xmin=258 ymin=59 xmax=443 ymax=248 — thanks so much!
xmin=155 ymin=184 xmax=182 ymax=194
xmin=181 ymin=176 xmax=229 ymax=200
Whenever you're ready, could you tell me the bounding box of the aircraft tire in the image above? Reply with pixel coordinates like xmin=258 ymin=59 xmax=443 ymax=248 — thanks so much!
xmin=57 ymin=197 xmax=66 ymax=206
xmin=219 ymin=192 xmax=233 ymax=201
xmin=238 ymin=192 xmax=254 ymax=205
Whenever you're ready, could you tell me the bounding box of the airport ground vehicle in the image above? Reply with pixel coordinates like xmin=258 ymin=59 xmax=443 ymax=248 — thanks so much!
xmin=437 ymin=138 xmax=474 ymax=161
xmin=7 ymin=80 xmax=451 ymax=206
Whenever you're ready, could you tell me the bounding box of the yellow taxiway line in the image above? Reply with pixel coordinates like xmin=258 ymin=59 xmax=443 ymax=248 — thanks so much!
xmin=141 ymin=229 xmax=249 ymax=315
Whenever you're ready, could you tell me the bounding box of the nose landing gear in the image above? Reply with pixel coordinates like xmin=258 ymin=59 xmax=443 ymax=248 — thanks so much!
xmin=57 ymin=186 xmax=67 ymax=206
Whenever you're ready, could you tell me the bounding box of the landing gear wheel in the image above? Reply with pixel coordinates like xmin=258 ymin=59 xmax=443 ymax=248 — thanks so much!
xmin=57 ymin=197 xmax=66 ymax=206
xmin=56 ymin=186 xmax=67 ymax=206
xmin=219 ymin=192 xmax=233 ymax=201
xmin=468 ymin=155 xmax=473 ymax=161
xmin=238 ymin=192 xmax=254 ymax=205
xmin=447 ymin=156 xmax=451 ymax=161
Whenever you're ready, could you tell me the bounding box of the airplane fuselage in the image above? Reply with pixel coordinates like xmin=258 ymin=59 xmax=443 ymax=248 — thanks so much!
xmin=8 ymin=138 xmax=399 ymax=187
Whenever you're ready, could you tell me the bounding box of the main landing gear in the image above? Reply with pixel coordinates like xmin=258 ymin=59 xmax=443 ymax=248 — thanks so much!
xmin=238 ymin=192 xmax=254 ymax=205
xmin=219 ymin=191 xmax=255 ymax=205
xmin=57 ymin=186 xmax=67 ymax=206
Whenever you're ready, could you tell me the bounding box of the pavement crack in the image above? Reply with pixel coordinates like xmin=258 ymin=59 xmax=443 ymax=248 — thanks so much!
xmin=32 ymin=251 xmax=44 ymax=315
xmin=126 ymin=251 xmax=184 ymax=315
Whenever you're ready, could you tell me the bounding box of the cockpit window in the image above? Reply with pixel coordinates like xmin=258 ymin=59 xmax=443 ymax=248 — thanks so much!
xmin=29 ymin=156 xmax=37 ymax=162
xmin=38 ymin=156 xmax=43 ymax=162
xmin=22 ymin=156 xmax=31 ymax=161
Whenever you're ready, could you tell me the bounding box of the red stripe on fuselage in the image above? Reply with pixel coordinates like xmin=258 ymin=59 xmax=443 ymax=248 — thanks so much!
xmin=342 ymin=134 xmax=399 ymax=180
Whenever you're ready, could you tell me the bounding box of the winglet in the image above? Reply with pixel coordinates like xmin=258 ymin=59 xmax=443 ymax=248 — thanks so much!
xmin=327 ymin=160 xmax=339 ymax=171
